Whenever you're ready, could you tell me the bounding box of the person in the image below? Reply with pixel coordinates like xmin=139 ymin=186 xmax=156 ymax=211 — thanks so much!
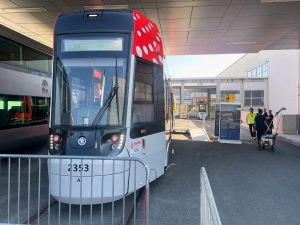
xmin=254 ymin=108 xmax=269 ymax=150
xmin=265 ymin=109 xmax=274 ymax=134
xmin=246 ymin=107 xmax=256 ymax=139
xmin=263 ymin=107 xmax=268 ymax=118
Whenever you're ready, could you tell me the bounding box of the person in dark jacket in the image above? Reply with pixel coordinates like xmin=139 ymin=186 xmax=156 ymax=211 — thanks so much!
xmin=254 ymin=108 xmax=269 ymax=150
xmin=263 ymin=107 xmax=268 ymax=118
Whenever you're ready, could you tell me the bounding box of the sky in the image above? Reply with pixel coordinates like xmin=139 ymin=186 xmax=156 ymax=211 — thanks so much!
xmin=164 ymin=54 xmax=245 ymax=79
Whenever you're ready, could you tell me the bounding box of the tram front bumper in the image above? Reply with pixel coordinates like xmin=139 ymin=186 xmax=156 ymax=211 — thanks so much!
xmin=48 ymin=159 xmax=130 ymax=205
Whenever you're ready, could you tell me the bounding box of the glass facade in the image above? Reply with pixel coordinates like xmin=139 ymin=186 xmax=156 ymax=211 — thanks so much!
xmin=0 ymin=36 xmax=52 ymax=75
xmin=247 ymin=63 xmax=268 ymax=78
xmin=184 ymin=89 xmax=207 ymax=105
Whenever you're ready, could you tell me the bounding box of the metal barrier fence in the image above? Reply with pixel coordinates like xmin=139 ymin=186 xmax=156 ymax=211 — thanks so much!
xmin=200 ymin=167 xmax=222 ymax=225
xmin=0 ymin=154 xmax=150 ymax=225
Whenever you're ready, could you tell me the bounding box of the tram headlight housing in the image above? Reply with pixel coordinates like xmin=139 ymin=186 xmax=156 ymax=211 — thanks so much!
xmin=49 ymin=134 xmax=62 ymax=155
xmin=101 ymin=131 xmax=126 ymax=155
xmin=111 ymin=133 xmax=125 ymax=151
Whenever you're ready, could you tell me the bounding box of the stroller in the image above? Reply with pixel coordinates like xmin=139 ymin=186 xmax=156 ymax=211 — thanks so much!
xmin=260 ymin=107 xmax=286 ymax=151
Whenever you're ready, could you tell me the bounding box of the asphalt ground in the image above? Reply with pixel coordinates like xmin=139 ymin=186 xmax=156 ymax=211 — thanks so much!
xmin=151 ymin=119 xmax=300 ymax=225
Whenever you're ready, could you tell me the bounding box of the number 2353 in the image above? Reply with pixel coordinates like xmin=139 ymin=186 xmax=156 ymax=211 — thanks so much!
xmin=67 ymin=164 xmax=89 ymax=172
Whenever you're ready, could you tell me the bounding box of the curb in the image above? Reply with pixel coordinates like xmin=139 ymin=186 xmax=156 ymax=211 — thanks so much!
xmin=241 ymin=125 xmax=300 ymax=147
xmin=277 ymin=136 xmax=300 ymax=147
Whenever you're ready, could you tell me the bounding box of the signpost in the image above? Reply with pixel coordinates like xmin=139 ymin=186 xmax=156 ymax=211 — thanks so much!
xmin=224 ymin=94 xmax=235 ymax=102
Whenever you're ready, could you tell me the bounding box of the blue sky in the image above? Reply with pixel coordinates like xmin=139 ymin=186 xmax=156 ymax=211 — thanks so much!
xmin=164 ymin=54 xmax=245 ymax=78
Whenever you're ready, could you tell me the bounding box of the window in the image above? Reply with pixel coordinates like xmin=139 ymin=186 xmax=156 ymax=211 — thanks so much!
xmin=0 ymin=95 xmax=49 ymax=130
xmin=244 ymin=90 xmax=264 ymax=106
xmin=0 ymin=97 xmax=4 ymax=109
xmin=0 ymin=37 xmax=23 ymax=65
xmin=25 ymin=47 xmax=51 ymax=74
xmin=251 ymin=68 xmax=256 ymax=77
xmin=0 ymin=36 xmax=52 ymax=75
xmin=257 ymin=66 xmax=262 ymax=77
xmin=132 ymin=60 xmax=155 ymax=124
xmin=262 ymin=63 xmax=268 ymax=77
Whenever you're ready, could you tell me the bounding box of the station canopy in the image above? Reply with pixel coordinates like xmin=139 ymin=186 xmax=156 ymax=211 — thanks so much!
xmin=0 ymin=0 xmax=299 ymax=55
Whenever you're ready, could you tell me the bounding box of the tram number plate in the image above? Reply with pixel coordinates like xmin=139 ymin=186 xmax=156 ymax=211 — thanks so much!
xmin=67 ymin=164 xmax=89 ymax=172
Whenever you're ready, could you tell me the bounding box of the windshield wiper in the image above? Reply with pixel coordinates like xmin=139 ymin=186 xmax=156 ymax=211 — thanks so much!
xmin=114 ymin=58 xmax=120 ymax=125
xmin=91 ymin=85 xmax=119 ymax=129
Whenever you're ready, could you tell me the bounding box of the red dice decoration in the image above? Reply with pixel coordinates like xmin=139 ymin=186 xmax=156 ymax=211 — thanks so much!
xmin=132 ymin=10 xmax=164 ymax=66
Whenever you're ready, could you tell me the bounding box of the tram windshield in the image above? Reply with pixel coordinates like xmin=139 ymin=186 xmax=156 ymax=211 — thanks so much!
xmin=53 ymin=34 xmax=129 ymax=127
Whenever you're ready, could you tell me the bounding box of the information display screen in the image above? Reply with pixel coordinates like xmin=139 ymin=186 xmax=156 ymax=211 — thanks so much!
xmin=219 ymin=103 xmax=241 ymax=141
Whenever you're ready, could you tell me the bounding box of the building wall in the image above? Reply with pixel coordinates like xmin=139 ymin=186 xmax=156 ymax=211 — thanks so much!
xmin=266 ymin=50 xmax=299 ymax=115
xmin=218 ymin=50 xmax=300 ymax=134
xmin=220 ymin=53 xmax=268 ymax=78
xmin=219 ymin=50 xmax=300 ymax=115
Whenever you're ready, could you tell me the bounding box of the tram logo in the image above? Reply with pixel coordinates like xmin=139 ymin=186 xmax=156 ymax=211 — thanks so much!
xmin=130 ymin=140 xmax=142 ymax=152
xmin=42 ymin=80 xmax=48 ymax=93
xmin=78 ymin=136 xmax=87 ymax=146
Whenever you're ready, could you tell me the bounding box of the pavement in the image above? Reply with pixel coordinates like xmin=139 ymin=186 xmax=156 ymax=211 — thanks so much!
xmin=240 ymin=123 xmax=300 ymax=147
xmin=174 ymin=118 xmax=210 ymax=141
xmin=277 ymin=134 xmax=300 ymax=147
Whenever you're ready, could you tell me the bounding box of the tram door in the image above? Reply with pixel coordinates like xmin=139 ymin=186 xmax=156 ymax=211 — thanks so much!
xmin=130 ymin=59 xmax=165 ymax=180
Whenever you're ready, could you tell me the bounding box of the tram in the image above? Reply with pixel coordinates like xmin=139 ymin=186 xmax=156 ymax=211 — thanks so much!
xmin=0 ymin=26 xmax=51 ymax=152
xmin=49 ymin=10 xmax=173 ymax=204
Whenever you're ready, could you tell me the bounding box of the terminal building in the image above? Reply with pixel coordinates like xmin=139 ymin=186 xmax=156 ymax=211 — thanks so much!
xmin=171 ymin=49 xmax=300 ymax=134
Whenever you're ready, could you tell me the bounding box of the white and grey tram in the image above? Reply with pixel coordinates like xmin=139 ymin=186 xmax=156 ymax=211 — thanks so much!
xmin=49 ymin=10 xmax=174 ymax=204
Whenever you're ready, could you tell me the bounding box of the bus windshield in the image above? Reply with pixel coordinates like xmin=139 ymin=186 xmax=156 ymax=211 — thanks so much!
xmin=53 ymin=34 xmax=128 ymax=127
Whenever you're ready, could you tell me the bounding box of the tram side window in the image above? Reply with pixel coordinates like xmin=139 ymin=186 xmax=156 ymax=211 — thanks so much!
xmin=0 ymin=37 xmax=23 ymax=65
xmin=25 ymin=46 xmax=51 ymax=74
xmin=132 ymin=60 xmax=155 ymax=124
xmin=0 ymin=95 xmax=49 ymax=130
xmin=0 ymin=97 xmax=6 ymax=128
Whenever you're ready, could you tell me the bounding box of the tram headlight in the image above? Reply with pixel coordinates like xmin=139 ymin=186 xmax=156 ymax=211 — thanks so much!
xmin=111 ymin=133 xmax=125 ymax=151
xmin=49 ymin=134 xmax=54 ymax=151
